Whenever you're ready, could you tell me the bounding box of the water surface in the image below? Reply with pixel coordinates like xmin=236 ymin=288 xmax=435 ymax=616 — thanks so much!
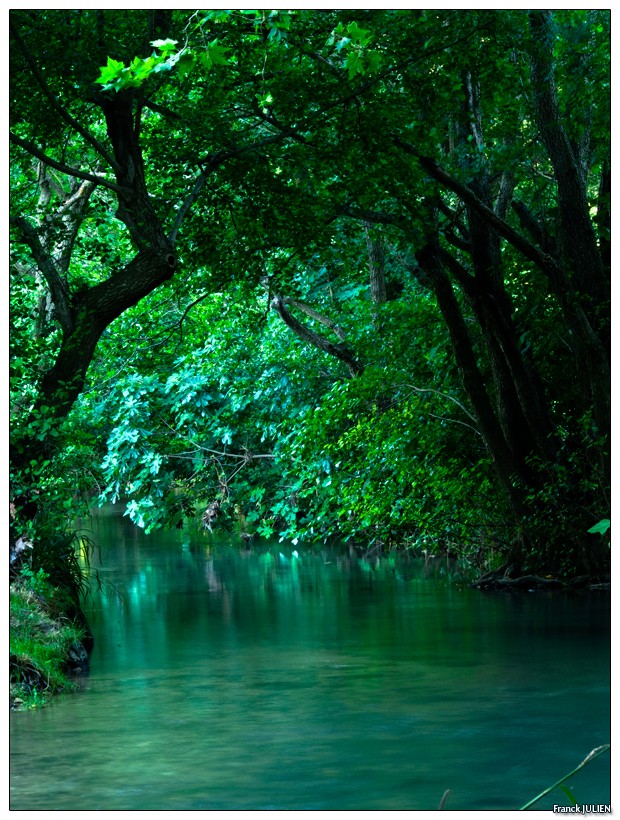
xmin=10 ymin=507 xmax=611 ymax=811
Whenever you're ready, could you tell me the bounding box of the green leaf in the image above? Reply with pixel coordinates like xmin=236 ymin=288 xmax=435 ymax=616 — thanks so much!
xmin=96 ymin=56 xmax=126 ymax=86
xmin=131 ymin=56 xmax=158 ymax=82
xmin=176 ymin=53 xmax=197 ymax=79
xmin=587 ymin=518 xmax=610 ymax=535
xmin=199 ymin=40 xmax=231 ymax=70
xmin=559 ymin=784 xmax=578 ymax=806
xmin=346 ymin=21 xmax=373 ymax=47
xmin=256 ymin=91 xmax=274 ymax=107
xmin=345 ymin=52 xmax=364 ymax=79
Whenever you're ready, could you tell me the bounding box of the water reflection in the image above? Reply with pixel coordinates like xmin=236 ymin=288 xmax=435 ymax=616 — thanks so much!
xmin=10 ymin=506 xmax=610 ymax=811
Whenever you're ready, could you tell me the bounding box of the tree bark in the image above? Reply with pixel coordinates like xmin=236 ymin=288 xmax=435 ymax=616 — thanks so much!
xmin=364 ymin=222 xmax=387 ymax=306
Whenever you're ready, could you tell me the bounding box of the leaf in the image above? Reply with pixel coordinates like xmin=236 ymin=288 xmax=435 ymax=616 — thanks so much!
xmin=366 ymin=50 xmax=382 ymax=73
xmin=256 ymin=91 xmax=274 ymax=107
xmin=345 ymin=52 xmax=364 ymax=80
xmin=151 ymin=38 xmax=178 ymax=55
xmin=199 ymin=39 xmax=231 ymax=70
xmin=131 ymin=56 xmax=158 ymax=82
xmin=96 ymin=56 xmax=126 ymax=86
xmin=559 ymin=784 xmax=577 ymax=806
xmin=587 ymin=518 xmax=610 ymax=535
xmin=176 ymin=53 xmax=197 ymax=79
xmin=346 ymin=21 xmax=373 ymax=47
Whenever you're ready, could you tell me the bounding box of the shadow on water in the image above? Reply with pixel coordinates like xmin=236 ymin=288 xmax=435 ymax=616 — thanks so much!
xmin=10 ymin=505 xmax=611 ymax=811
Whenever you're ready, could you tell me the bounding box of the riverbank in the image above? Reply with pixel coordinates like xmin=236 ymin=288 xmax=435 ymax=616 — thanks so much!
xmin=9 ymin=569 xmax=90 ymax=710
xmin=471 ymin=563 xmax=611 ymax=591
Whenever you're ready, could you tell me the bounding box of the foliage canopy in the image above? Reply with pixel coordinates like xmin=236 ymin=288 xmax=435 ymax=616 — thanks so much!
xmin=9 ymin=9 xmax=610 ymax=579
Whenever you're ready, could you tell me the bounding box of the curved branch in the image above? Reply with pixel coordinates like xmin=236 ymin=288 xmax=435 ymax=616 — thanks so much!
xmin=271 ymin=294 xmax=363 ymax=377
xmin=403 ymin=383 xmax=478 ymax=424
xmin=10 ymin=133 xmax=126 ymax=195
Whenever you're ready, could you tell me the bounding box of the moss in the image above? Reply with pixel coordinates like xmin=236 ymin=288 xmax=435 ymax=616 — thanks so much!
xmin=9 ymin=569 xmax=87 ymax=710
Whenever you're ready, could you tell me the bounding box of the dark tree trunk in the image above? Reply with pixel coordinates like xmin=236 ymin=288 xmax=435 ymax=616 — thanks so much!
xmin=395 ymin=139 xmax=610 ymax=476
xmin=444 ymin=75 xmax=559 ymax=472
xmin=528 ymin=11 xmax=609 ymax=340
xmin=364 ymin=222 xmax=387 ymax=306
xmin=11 ymin=89 xmax=177 ymax=520
xmin=528 ymin=11 xmax=610 ymax=472
xmin=415 ymin=243 xmax=526 ymax=530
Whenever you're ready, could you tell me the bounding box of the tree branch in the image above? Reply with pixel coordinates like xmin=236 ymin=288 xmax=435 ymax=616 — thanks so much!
xmin=10 ymin=216 xmax=74 ymax=333
xmin=393 ymin=135 xmax=572 ymax=291
xmin=511 ymin=198 xmax=558 ymax=258
xmin=271 ymin=294 xmax=363 ymax=377
xmin=342 ymin=205 xmax=408 ymax=232
xmin=10 ymin=19 xmax=121 ymax=172
xmin=403 ymin=383 xmax=478 ymax=424
xmin=282 ymin=296 xmax=347 ymax=341
xmin=10 ymin=132 xmax=126 ymax=195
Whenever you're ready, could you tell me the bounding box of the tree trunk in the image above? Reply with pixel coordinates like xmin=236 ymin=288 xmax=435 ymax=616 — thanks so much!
xmin=445 ymin=73 xmax=559 ymax=471
xmin=415 ymin=243 xmax=525 ymax=528
xmin=364 ymin=222 xmax=387 ymax=306
xmin=10 ymin=90 xmax=178 ymax=521
xmin=528 ymin=11 xmax=609 ymax=338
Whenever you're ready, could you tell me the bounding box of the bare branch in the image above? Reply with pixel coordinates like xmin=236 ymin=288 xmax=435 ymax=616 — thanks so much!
xmin=427 ymin=412 xmax=482 ymax=436
xmin=403 ymin=383 xmax=478 ymax=424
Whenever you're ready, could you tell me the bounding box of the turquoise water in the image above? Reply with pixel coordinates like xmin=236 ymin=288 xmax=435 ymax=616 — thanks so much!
xmin=10 ymin=507 xmax=611 ymax=811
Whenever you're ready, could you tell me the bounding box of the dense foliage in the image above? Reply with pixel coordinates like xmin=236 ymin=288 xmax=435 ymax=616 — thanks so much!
xmin=10 ymin=9 xmax=610 ymax=581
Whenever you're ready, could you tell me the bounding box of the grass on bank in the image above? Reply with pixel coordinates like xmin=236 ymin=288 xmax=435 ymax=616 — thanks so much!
xmin=10 ymin=567 xmax=86 ymax=709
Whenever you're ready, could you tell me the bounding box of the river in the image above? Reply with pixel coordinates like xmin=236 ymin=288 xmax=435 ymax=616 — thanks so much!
xmin=9 ymin=505 xmax=611 ymax=811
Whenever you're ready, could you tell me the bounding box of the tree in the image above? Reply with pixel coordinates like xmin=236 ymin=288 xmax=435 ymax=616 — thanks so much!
xmin=10 ymin=9 xmax=610 ymax=583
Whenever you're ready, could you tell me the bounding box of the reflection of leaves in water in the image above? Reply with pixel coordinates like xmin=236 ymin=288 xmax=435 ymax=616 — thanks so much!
xmin=72 ymin=507 xmax=610 ymax=812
